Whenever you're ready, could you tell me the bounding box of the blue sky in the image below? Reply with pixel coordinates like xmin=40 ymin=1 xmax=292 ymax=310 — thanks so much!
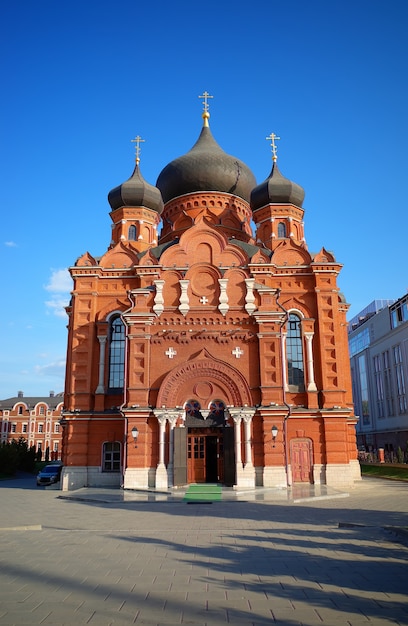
xmin=1 ymin=0 xmax=407 ymax=398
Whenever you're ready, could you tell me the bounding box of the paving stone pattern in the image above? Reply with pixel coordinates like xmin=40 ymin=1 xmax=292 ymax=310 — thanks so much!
xmin=0 ymin=476 xmax=407 ymax=625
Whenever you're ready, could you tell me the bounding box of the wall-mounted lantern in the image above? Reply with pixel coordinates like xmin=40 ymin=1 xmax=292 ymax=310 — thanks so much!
xmin=271 ymin=425 xmax=278 ymax=447
xmin=131 ymin=426 xmax=139 ymax=448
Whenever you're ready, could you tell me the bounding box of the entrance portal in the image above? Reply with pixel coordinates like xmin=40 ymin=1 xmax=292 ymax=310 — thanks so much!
xmin=187 ymin=430 xmax=224 ymax=483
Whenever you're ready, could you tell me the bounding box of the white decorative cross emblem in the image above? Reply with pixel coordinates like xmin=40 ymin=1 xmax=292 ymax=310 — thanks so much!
xmin=200 ymin=296 xmax=209 ymax=304
xmin=165 ymin=347 xmax=177 ymax=359
xmin=232 ymin=347 xmax=244 ymax=359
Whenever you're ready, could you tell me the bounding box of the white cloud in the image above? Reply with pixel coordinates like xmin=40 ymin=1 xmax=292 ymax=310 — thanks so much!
xmin=44 ymin=269 xmax=72 ymax=317
xmin=45 ymin=297 xmax=70 ymax=318
xmin=5 ymin=241 xmax=17 ymax=247
xmin=34 ymin=360 xmax=66 ymax=378
xmin=44 ymin=268 xmax=72 ymax=293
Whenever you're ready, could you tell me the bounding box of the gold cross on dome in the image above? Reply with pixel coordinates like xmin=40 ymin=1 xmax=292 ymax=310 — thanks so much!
xmin=131 ymin=135 xmax=145 ymax=164
xmin=266 ymin=132 xmax=281 ymax=162
xmin=199 ymin=91 xmax=213 ymax=113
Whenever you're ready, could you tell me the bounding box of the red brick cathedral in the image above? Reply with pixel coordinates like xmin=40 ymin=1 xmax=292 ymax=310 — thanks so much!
xmin=61 ymin=97 xmax=359 ymax=491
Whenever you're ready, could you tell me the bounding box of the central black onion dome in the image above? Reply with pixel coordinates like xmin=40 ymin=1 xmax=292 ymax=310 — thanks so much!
xmin=250 ymin=161 xmax=305 ymax=212
xmin=156 ymin=114 xmax=256 ymax=204
xmin=108 ymin=163 xmax=164 ymax=214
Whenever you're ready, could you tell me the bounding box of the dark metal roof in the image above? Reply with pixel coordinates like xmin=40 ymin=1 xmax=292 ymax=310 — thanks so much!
xmin=0 ymin=393 xmax=64 ymax=410
xmin=251 ymin=162 xmax=305 ymax=211
xmin=138 ymin=238 xmax=178 ymax=261
xmin=229 ymin=238 xmax=272 ymax=259
xmin=108 ymin=164 xmax=164 ymax=214
xmin=156 ymin=125 xmax=256 ymax=204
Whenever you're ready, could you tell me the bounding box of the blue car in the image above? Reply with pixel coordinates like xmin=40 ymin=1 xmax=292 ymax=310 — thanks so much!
xmin=36 ymin=464 xmax=62 ymax=486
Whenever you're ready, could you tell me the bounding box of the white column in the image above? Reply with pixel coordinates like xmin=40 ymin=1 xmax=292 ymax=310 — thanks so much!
xmin=178 ymin=279 xmax=190 ymax=316
xmin=95 ymin=336 xmax=107 ymax=394
xmin=154 ymin=412 xmax=168 ymax=489
xmin=242 ymin=410 xmax=256 ymax=487
xmin=244 ymin=278 xmax=256 ymax=315
xmin=304 ymin=332 xmax=317 ymax=392
xmin=242 ymin=412 xmax=254 ymax=468
xmin=232 ymin=414 xmax=242 ymax=466
xmin=153 ymin=280 xmax=165 ymax=317
xmin=158 ymin=416 xmax=166 ymax=466
xmin=166 ymin=411 xmax=179 ymax=488
xmin=229 ymin=407 xmax=256 ymax=488
xmin=218 ymin=278 xmax=229 ymax=316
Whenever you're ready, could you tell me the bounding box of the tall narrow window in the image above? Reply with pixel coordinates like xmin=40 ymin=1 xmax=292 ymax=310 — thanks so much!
xmin=278 ymin=222 xmax=286 ymax=238
xmin=287 ymin=313 xmax=304 ymax=387
xmin=373 ymin=355 xmax=384 ymax=418
xmin=103 ymin=442 xmax=121 ymax=472
xmin=358 ymin=354 xmax=370 ymax=424
xmin=393 ymin=345 xmax=407 ymax=414
xmin=108 ymin=316 xmax=125 ymax=389
xmin=383 ymin=350 xmax=394 ymax=416
xmin=128 ymin=225 xmax=136 ymax=241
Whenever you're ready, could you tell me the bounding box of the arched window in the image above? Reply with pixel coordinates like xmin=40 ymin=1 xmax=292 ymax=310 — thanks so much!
xmin=103 ymin=441 xmax=121 ymax=472
xmin=108 ymin=316 xmax=125 ymax=389
xmin=185 ymin=399 xmax=201 ymax=417
xmin=287 ymin=313 xmax=305 ymax=387
xmin=209 ymin=399 xmax=225 ymax=416
xmin=278 ymin=222 xmax=286 ymax=238
xmin=128 ymin=225 xmax=136 ymax=241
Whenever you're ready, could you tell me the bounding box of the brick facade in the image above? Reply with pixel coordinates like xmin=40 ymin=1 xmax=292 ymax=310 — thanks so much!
xmin=61 ymin=108 xmax=360 ymax=491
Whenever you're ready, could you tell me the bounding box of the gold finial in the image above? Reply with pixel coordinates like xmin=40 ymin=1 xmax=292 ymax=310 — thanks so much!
xmin=266 ymin=132 xmax=281 ymax=163
xmin=131 ymin=135 xmax=145 ymax=164
xmin=198 ymin=91 xmax=213 ymax=127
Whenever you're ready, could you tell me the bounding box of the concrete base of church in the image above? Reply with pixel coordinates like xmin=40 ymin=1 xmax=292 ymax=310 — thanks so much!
xmin=60 ymin=466 xmax=121 ymax=491
xmin=155 ymin=463 xmax=169 ymax=489
xmin=123 ymin=467 xmax=151 ymax=490
xmin=261 ymin=465 xmax=289 ymax=488
xmin=349 ymin=459 xmax=362 ymax=482
xmin=324 ymin=462 xmax=362 ymax=489
xmin=313 ymin=464 xmax=327 ymax=485
xmin=235 ymin=463 xmax=256 ymax=488
xmin=60 ymin=461 xmax=362 ymax=492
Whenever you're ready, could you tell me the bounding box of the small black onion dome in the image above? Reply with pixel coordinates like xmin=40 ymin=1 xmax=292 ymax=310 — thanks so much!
xmin=250 ymin=161 xmax=305 ymax=211
xmin=108 ymin=163 xmax=164 ymax=214
xmin=156 ymin=122 xmax=256 ymax=204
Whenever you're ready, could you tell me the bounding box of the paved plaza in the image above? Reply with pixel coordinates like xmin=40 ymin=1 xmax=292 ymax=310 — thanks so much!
xmin=0 ymin=475 xmax=407 ymax=625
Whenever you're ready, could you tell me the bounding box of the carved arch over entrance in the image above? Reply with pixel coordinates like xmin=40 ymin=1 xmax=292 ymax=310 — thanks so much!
xmin=157 ymin=348 xmax=252 ymax=408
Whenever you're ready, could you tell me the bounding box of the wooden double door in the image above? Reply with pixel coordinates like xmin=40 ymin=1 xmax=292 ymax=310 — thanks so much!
xmin=187 ymin=433 xmax=223 ymax=483
xmin=173 ymin=427 xmax=235 ymax=486
xmin=291 ymin=439 xmax=313 ymax=483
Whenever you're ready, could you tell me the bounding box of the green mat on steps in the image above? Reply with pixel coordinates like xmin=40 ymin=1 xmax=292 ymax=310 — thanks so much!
xmin=183 ymin=484 xmax=222 ymax=502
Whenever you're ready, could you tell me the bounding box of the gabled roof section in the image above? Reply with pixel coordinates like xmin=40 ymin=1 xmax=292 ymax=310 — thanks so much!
xmin=75 ymin=251 xmax=97 ymax=267
xmin=99 ymin=241 xmax=139 ymax=268
xmin=311 ymin=247 xmax=336 ymax=263
xmin=138 ymin=238 xmax=179 ymax=261
xmin=228 ymin=238 xmax=272 ymax=260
